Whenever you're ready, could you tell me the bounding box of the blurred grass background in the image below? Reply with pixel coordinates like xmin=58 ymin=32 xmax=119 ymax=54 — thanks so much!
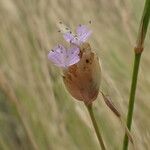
xmin=0 ymin=0 xmax=150 ymax=149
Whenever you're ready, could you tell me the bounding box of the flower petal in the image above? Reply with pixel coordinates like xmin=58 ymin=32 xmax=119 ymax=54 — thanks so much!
xmin=48 ymin=45 xmax=67 ymax=67
xmin=66 ymin=46 xmax=80 ymax=66
xmin=76 ymin=25 xmax=92 ymax=42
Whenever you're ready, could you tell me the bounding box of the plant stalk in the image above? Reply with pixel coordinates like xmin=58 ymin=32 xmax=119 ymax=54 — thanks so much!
xmin=123 ymin=53 xmax=141 ymax=150
xmin=86 ymin=104 xmax=106 ymax=150
xmin=123 ymin=0 xmax=150 ymax=149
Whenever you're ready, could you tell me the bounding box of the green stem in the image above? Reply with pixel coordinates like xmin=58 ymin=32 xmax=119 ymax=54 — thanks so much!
xmin=123 ymin=53 xmax=141 ymax=150
xmin=86 ymin=104 xmax=106 ymax=150
xmin=123 ymin=0 xmax=150 ymax=149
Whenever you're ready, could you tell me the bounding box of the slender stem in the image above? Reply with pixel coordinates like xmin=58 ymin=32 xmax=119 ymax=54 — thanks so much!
xmin=86 ymin=104 xmax=106 ymax=150
xmin=123 ymin=0 xmax=150 ymax=149
xmin=123 ymin=53 xmax=141 ymax=150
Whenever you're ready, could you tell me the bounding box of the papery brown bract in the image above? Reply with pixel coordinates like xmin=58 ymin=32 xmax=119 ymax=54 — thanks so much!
xmin=63 ymin=43 xmax=101 ymax=105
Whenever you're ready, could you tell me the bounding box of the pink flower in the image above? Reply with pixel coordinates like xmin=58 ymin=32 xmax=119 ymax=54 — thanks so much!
xmin=48 ymin=44 xmax=80 ymax=68
xmin=63 ymin=25 xmax=92 ymax=45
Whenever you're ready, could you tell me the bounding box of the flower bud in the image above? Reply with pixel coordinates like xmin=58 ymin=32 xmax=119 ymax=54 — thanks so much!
xmin=63 ymin=43 xmax=101 ymax=105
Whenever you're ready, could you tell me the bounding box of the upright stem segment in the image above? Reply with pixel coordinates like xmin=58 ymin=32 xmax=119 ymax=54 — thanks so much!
xmin=123 ymin=53 xmax=141 ymax=150
xmin=86 ymin=104 xmax=106 ymax=150
xmin=122 ymin=0 xmax=150 ymax=150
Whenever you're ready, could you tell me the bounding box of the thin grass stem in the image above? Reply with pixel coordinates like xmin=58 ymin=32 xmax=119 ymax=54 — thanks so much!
xmin=123 ymin=53 xmax=141 ymax=150
xmin=86 ymin=104 xmax=106 ymax=150
xmin=122 ymin=0 xmax=150 ymax=149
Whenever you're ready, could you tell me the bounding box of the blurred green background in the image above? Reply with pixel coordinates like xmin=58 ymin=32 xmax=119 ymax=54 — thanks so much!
xmin=0 ymin=0 xmax=150 ymax=149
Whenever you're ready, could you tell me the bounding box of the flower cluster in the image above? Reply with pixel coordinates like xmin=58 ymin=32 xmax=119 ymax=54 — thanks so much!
xmin=48 ymin=24 xmax=92 ymax=68
xmin=48 ymin=23 xmax=101 ymax=105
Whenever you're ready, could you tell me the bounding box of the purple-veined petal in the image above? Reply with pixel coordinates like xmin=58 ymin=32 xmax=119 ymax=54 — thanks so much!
xmin=67 ymin=56 xmax=80 ymax=66
xmin=66 ymin=46 xmax=80 ymax=66
xmin=48 ymin=45 xmax=67 ymax=67
xmin=76 ymin=25 xmax=92 ymax=42
xmin=78 ymin=30 xmax=92 ymax=42
xmin=48 ymin=51 xmax=66 ymax=67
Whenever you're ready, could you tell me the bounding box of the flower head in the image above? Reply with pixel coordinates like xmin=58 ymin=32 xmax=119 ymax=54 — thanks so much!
xmin=48 ymin=22 xmax=101 ymax=105
xmin=48 ymin=44 xmax=80 ymax=68
xmin=63 ymin=25 xmax=92 ymax=45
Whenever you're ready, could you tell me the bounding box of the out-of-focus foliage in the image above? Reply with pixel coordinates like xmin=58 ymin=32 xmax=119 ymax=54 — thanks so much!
xmin=0 ymin=0 xmax=150 ymax=150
